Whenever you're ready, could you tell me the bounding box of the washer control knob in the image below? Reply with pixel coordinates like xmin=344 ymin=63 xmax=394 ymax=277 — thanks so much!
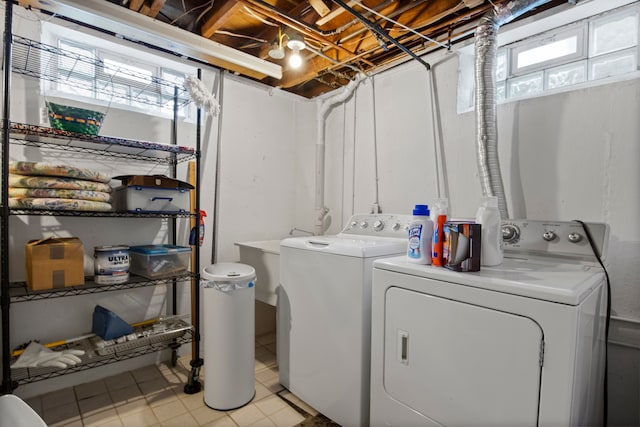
xmin=392 ymin=223 xmax=401 ymax=231
xmin=542 ymin=231 xmax=557 ymax=241
xmin=350 ymin=221 xmax=357 ymax=229
xmin=360 ymin=221 xmax=368 ymax=229
xmin=568 ymin=232 xmax=583 ymax=243
xmin=502 ymin=224 xmax=520 ymax=243
xmin=373 ymin=220 xmax=384 ymax=231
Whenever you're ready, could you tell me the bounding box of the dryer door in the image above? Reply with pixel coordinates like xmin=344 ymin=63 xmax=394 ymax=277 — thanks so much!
xmin=384 ymin=286 xmax=543 ymax=426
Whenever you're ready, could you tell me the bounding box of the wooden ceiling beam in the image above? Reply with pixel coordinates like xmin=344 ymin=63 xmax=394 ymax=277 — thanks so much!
xmin=279 ymin=0 xmax=491 ymax=90
xmin=146 ymin=0 xmax=167 ymax=18
xmin=236 ymin=0 xmax=375 ymax=67
xmin=129 ymin=0 xmax=144 ymax=12
xmin=201 ymin=1 xmax=246 ymax=39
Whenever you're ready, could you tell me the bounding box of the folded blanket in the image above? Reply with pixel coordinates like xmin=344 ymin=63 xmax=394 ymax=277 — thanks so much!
xmin=9 ymin=174 xmax=113 ymax=193
xmin=9 ymin=188 xmax=112 ymax=203
xmin=9 ymin=198 xmax=112 ymax=212
xmin=10 ymin=161 xmax=110 ymax=183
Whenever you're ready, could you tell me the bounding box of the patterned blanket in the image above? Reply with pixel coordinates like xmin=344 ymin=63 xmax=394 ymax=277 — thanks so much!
xmin=10 ymin=161 xmax=110 ymax=183
xmin=9 ymin=174 xmax=113 ymax=193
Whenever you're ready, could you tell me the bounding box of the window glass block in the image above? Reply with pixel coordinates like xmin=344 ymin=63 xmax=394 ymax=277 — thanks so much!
xmin=507 ymin=72 xmax=543 ymax=98
xmin=517 ymin=35 xmax=578 ymax=69
xmin=58 ymin=41 xmax=95 ymax=78
xmin=103 ymin=58 xmax=153 ymax=85
xmin=162 ymin=70 xmax=186 ymax=95
xmin=546 ymin=61 xmax=587 ymax=89
xmin=96 ymin=81 xmax=129 ymax=104
xmin=56 ymin=77 xmax=93 ymax=98
xmin=496 ymin=50 xmax=508 ymax=81
xmin=590 ymin=12 xmax=638 ymax=57
xmin=496 ymin=81 xmax=506 ymax=101
xmin=589 ymin=49 xmax=637 ymax=80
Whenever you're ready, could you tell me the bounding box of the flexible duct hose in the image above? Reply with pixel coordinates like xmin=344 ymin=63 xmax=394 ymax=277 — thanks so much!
xmin=474 ymin=0 xmax=549 ymax=219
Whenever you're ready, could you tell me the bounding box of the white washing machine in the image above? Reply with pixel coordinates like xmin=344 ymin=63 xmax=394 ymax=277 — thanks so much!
xmin=370 ymin=219 xmax=609 ymax=427
xmin=278 ymin=213 xmax=412 ymax=427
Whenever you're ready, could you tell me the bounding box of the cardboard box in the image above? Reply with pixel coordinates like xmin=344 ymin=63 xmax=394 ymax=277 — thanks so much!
xmin=113 ymin=175 xmax=193 ymax=190
xmin=25 ymin=237 xmax=85 ymax=290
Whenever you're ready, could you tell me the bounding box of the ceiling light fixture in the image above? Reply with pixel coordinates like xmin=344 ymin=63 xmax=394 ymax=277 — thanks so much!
xmin=268 ymin=29 xmax=306 ymax=69
xmin=286 ymin=33 xmax=305 ymax=69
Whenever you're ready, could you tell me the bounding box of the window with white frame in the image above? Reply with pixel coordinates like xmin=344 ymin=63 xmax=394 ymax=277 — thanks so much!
xmin=458 ymin=2 xmax=640 ymax=112
xmin=42 ymin=23 xmax=196 ymax=120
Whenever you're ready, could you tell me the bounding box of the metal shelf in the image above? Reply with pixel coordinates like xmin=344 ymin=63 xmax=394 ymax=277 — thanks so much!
xmin=7 ymin=207 xmax=195 ymax=218
xmin=2 ymin=5 xmax=203 ymax=393
xmin=9 ymin=122 xmax=196 ymax=165
xmin=10 ymin=329 xmax=193 ymax=385
xmin=9 ymin=273 xmax=196 ymax=303
xmin=11 ymin=36 xmax=191 ymax=109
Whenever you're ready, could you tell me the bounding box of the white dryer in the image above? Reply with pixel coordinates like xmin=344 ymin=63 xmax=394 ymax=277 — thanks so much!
xmin=278 ymin=214 xmax=412 ymax=427
xmin=370 ymin=219 xmax=609 ymax=427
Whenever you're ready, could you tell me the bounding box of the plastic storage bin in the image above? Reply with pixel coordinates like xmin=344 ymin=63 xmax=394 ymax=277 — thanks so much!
xmin=129 ymin=245 xmax=191 ymax=279
xmin=113 ymin=185 xmax=190 ymax=213
xmin=112 ymin=175 xmax=193 ymax=213
xmin=201 ymin=263 xmax=256 ymax=410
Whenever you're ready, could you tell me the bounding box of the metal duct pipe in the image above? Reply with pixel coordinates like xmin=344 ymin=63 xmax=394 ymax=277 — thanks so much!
xmin=315 ymin=73 xmax=366 ymax=235
xmin=474 ymin=0 xmax=549 ymax=218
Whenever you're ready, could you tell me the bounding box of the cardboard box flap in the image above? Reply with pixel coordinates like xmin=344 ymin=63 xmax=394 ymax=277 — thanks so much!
xmin=27 ymin=236 xmax=82 ymax=247
xmin=113 ymin=175 xmax=194 ymax=190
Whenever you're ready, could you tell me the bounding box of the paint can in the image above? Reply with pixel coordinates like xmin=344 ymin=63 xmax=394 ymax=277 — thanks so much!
xmin=94 ymin=245 xmax=130 ymax=285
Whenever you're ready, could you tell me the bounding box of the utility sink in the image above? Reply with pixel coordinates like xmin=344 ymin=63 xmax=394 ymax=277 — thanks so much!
xmin=0 ymin=394 xmax=47 ymax=427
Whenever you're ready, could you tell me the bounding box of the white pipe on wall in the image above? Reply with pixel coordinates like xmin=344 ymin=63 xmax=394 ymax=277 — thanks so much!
xmin=315 ymin=73 xmax=365 ymax=235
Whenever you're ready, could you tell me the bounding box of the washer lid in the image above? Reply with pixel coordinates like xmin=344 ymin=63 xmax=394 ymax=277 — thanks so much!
xmin=374 ymin=256 xmax=605 ymax=305
xmin=202 ymin=262 xmax=256 ymax=282
xmin=281 ymin=235 xmax=407 ymax=258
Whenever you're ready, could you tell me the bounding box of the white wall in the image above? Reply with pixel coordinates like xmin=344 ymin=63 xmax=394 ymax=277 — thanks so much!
xmin=213 ymin=76 xmax=315 ymax=264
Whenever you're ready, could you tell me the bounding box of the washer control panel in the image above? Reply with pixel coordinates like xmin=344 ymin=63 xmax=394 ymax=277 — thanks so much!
xmin=502 ymin=219 xmax=609 ymax=260
xmin=342 ymin=214 xmax=413 ymax=239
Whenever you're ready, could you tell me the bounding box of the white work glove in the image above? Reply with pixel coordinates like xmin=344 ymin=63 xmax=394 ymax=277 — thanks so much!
xmin=11 ymin=342 xmax=85 ymax=369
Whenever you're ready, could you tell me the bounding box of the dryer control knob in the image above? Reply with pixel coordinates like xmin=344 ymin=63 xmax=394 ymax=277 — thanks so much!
xmin=392 ymin=223 xmax=401 ymax=231
xmin=502 ymin=224 xmax=520 ymax=243
xmin=543 ymin=231 xmax=557 ymax=241
xmin=373 ymin=220 xmax=384 ymax=231
xmin=360 ymin=221 xmax=368 ymax=229
xmin=350 ymin=221 xmax=357 ymax=229
xmin=568 ymin=232 xmax=583 ymax=243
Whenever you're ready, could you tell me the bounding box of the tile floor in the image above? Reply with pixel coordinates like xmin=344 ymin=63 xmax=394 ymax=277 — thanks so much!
xmin=22 ymin=332 xmax=328 ymax=427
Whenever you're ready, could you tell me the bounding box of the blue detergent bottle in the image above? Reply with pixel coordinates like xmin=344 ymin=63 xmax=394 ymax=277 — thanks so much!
xmin=407 ymin=204 xmax=433 ymax=265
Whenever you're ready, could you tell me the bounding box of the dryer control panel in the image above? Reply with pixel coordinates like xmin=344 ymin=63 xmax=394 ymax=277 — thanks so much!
xmin=341 ymin=214 xmax=413 ymax=239
xmin=502 ymin=219 xmax=609 ymax=261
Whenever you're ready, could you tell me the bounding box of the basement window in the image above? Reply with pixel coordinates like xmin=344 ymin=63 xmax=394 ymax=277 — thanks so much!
xmin=458 ymin=2 xmax=640 ymax=112
xmin=42 ymin=23 xmax=196 ymax=120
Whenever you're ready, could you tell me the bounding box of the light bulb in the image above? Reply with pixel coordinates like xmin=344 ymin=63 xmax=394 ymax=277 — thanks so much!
xmin=289 ymin=50 xmax=302 ymax=68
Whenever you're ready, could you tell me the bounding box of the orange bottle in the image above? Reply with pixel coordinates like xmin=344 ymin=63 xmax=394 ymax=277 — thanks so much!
xmin=432 ymin=215 xmax=447 ymax=266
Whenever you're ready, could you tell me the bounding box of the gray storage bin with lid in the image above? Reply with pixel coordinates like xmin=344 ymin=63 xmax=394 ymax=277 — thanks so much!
xmin=201 ymin=262 xmax=256 ymax=410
